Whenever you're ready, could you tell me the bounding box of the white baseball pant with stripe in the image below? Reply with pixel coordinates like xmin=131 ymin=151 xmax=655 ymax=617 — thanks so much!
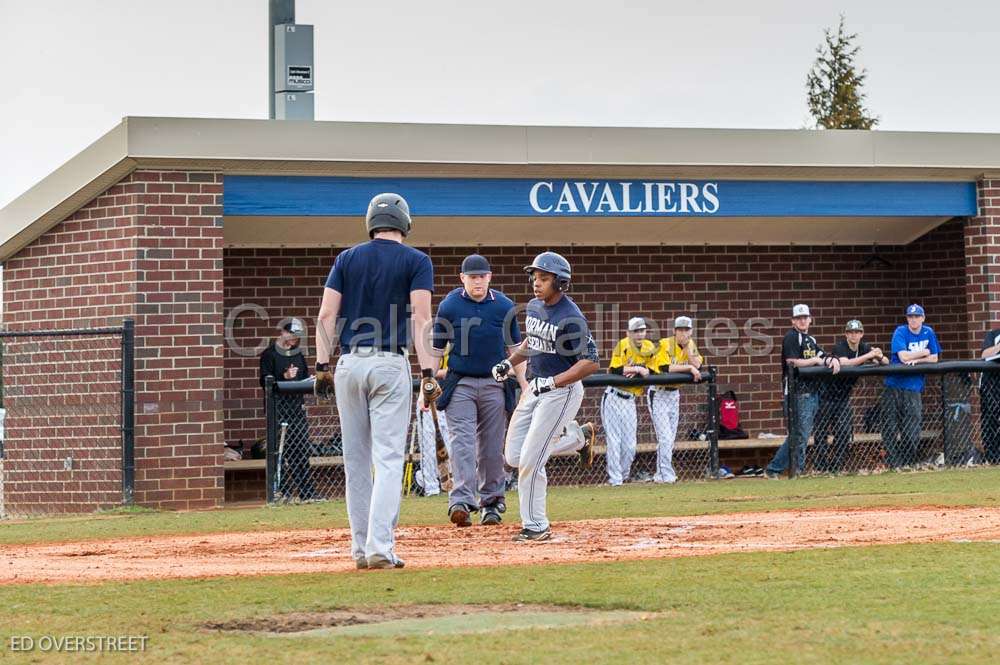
xmin=647 ymin=388 xmax=680 ymax=483
xmin=504 ymin=382 xmax=586 ymax=532
xmin=601 ymin=387 xmax=638 ymax=485
xmin=415 ymin=402 xmax=451 ymax=496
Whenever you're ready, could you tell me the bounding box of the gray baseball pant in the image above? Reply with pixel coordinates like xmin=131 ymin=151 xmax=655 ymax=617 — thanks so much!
xmin=334 ymin=350 xmax=412 ymax=565
xmin=444 ymin=376 xmax=507 ymax=509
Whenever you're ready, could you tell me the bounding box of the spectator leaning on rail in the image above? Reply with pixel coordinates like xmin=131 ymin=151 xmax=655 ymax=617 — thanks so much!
xmin=881 ymin=304 xmax=940 ymax=469
xmin=602 ymin=316 xmax=657 ymax=486
xmin=812 ymin=319 xmax=888 ymax=473
xmin=980 ymin=324 xmax=1000 ymax=465
xmin=647 ymin=315 xmax=704 ymax=484
xmin=258 ymin=318 xmax=315 ymax=501
xmin=765 ymin=304 xmax=841 ymax=479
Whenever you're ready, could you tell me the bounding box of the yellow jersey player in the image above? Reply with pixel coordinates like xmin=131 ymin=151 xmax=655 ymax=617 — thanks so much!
xmin=647 ymin=316 xmax=704 ymax=483
xmin=602 ymin=317 xmax=657 ymax=485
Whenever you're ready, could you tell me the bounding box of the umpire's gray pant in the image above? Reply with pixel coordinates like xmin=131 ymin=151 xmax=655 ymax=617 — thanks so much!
xmin=444 ymin=376 xmax=507 ymax=509
xmin=334 ymin=350 xmax=411 ymax=564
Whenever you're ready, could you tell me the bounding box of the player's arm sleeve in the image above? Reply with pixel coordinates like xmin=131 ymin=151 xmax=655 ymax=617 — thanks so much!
xmin=410 ymin=253 xmax=434 ymax=293
xmin=891 ymin=328 xmax=906 ymax=360
xmin=561 ymin=318 xmax=599 ymax=363
xmin=431 ymin=300 xmax=452 ymax=353
xmin=648 ymin=341 xmax=667 ymax=373
xmin=982 ymin=330 xmax=996 ymax=351
xmin=781 ymin=334 xmax=798 ymax=364
xmin=689 ymin=340 xmax=704 ymax=365
xmin=506 ymin=304 xmax=523 ymax=347
xmin=295 ymin=352 xmax=309 ymax=378
xmin=929 ymin=330 xmax=942 ymax=356
xmin=608 ymin=339 xmax=626 ymax=372
xmin=259 ymin=349 xmax=275 ymax=388
xmin=325 ymin=254 xmax=344 ymax=291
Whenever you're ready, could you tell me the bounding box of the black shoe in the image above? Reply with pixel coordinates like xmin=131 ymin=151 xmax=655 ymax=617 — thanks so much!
xmin=512 ymin=527 xmax=551 ymax=542
xmin=449 ymin=503 xmax=472 ymax=527
xmin=481 ymin=508 xmax=502 ymax=525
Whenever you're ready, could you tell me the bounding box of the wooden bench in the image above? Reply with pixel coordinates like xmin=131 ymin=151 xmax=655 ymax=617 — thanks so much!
xmin=223 ymin=430 xmax=942 ymax=470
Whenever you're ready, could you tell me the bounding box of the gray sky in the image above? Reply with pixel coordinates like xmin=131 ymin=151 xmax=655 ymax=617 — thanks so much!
xmin=2 ymin=0 xmax=999 ymax=209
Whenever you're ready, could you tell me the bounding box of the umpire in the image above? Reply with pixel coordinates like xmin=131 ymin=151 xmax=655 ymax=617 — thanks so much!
xmin=259 ymin=318 xmax=315 ymax=501
xmin=431 ymin=254 xmax=525 ymax=527
xmin=314 ymin=193 xmax=440 ymax=570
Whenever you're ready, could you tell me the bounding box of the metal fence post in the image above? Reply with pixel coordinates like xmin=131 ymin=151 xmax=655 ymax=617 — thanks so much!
xmin=706 ymin=368 xmax=720 ymax=478
xmin=940 ymin=374 xmax=950 ymax=467
xmin=265 ymin=375 xmax=278 ymax=503
xmin=788 ymin=367 xmax=800 ymax=479
xmin=121 ymin=319 xmax=135 ymax=505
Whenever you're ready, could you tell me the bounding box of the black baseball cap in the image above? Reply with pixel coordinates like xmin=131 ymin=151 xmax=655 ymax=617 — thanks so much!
xmin=461 ymin=254 xmax=491 ymax=275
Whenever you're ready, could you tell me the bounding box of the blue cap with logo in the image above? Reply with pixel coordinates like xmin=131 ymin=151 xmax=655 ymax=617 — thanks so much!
xmin=461 ymin=254 xmax=491 ymax=275
xmin=906 ymin=304 xmax=925 ymax=316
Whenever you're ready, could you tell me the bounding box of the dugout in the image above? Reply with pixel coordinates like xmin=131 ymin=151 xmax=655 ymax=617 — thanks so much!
xmin=0 ymin=117 xmax=998 ymax=511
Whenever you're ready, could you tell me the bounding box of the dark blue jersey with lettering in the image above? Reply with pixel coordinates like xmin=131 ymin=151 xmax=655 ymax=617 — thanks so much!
xmin=523 ymin=294 xmax=598 ymax=379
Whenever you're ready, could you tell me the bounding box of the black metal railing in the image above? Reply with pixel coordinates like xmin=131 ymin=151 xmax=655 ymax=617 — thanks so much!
xmin=263 ymin=368 xmax=719 ymax=503
xmin=783 ymin=360 xmax=1000 ymax=478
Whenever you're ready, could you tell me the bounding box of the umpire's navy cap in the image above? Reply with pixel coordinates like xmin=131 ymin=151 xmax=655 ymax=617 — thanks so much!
xmin=461 ymin=254 xmax=491 ymax=275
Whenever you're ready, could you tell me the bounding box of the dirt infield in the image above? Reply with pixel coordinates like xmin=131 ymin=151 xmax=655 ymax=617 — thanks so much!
xmin=3 ymin=506 xmax=999 ymax=585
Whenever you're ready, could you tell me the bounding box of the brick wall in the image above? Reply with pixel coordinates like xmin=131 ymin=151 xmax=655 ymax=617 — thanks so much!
xmin=223 ymin=218 xmax=969 ymax=443
xmin=2 ymin=170 xmax=225 ymax=512
xmin=965 ymin=177 xmax=1000 ymax=354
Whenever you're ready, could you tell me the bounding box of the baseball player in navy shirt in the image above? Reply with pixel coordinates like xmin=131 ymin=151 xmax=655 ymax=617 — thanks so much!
xmin=492 ymin=251 xmax=599 ymax=541
xmin=314 ymin=193 xmax=440 ymax=570
xmin=881 ymin=304 xmax=940 ymax=469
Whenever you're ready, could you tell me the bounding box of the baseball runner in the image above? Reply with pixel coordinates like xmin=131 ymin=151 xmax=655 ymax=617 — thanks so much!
xmin=415 ymin=354 xmax=452 ymax=497
xmin=314 ymin=193 xmax=439 ymax=570
xmin=430 ymin=254 xmax=526 ymax=527
xmin=492 ymin=251 xmax=599 ymax=542
xmin=602 ymin=317 xmax=657 ymax=485
xmin=647 ymin=316 xmax=704 ymax=484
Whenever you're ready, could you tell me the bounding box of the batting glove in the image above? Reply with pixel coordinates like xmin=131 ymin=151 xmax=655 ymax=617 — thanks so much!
xmin=528 ymin=376 xmax=556 ymax=396
xmin=314 ymin=363 xmax=334 ymax=403
xmin=491 ymin=358 xmax=513 ymax=382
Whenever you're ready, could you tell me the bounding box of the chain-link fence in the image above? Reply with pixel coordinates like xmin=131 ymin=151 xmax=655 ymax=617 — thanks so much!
xmin=783 ymin=361 xmax=1000 ymax=477
xmin=264 ymin=369 xmax=719 ymax=504
xmin=0 ymin=322 xmax=135 ymax=518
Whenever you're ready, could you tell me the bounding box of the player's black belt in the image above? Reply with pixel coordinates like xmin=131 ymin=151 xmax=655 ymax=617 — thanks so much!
xmin=609 ymin=388 xmax=634 ymax=400
xmin=650 ymin=387 xmax=679 ymax=392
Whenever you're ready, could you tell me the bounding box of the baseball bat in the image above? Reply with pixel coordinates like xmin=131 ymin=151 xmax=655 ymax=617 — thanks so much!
xmin=403 ymin=413 xmax=418 ymax=496
xmin=276 ymin=421 xmax=288 ymax=497
xmin=428 ymin=403 xmax=454 ymax=492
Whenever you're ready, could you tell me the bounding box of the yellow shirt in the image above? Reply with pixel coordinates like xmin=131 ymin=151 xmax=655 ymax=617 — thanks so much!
xmin=650 ymin=337 xmax=704 ymax=389
xmin=609 ymin=337 xmax=658 ymax=396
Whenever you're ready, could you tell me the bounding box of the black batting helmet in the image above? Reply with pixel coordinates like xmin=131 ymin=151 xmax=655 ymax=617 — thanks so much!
xmin=524 ymin=251 xmax=571 ymax=291
xmin=365 ymin=193 xmax=412 ymax=238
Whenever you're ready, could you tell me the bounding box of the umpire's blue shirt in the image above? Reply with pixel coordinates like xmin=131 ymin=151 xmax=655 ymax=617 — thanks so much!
xmin=432 ymin=287 xmax=521 ymax=377
xmin=325 ymin=239 xmax=434 ymax=353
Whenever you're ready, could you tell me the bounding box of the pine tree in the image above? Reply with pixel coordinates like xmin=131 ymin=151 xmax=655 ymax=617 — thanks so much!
xmin=806 ymin=15 xmax=879 ymax=129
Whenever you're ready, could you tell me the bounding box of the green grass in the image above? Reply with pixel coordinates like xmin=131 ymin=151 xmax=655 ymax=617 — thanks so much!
xmin=1 ymin=542 xmax=997 ymax=664
xmin=1 ymin=466 xmax=998 ymax=545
